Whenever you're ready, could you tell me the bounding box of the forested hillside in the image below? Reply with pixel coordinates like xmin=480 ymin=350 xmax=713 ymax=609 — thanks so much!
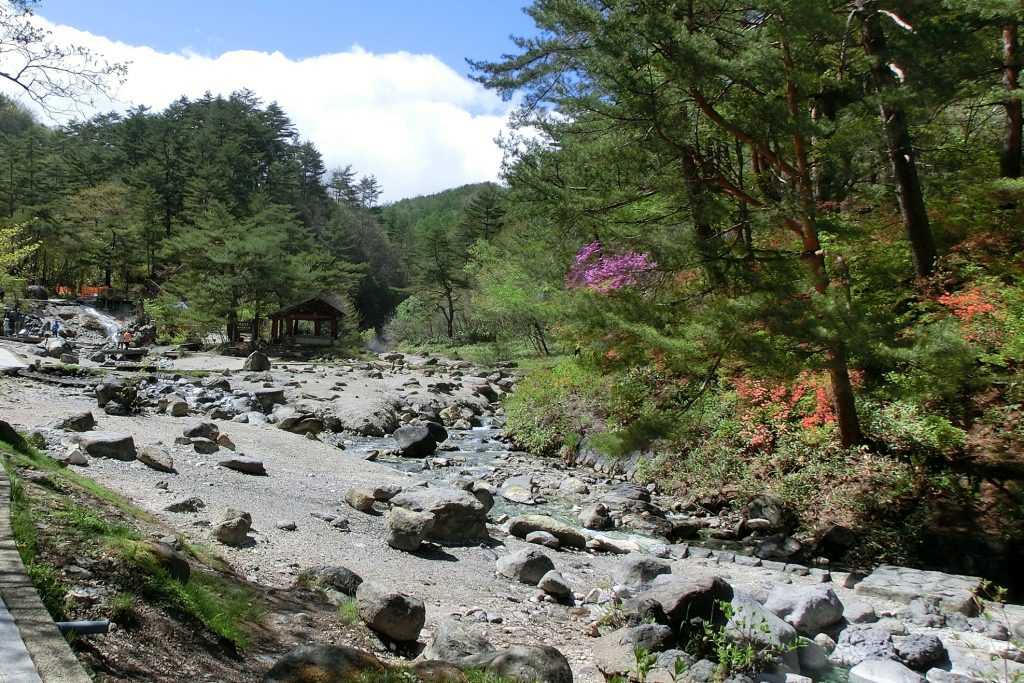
xmin=459 ymin=0 xmax=1024 ymax=581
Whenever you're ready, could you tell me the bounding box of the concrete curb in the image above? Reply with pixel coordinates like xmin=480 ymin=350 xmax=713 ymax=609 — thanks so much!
xmin=0 ymin=459 xmax=92 ymax=683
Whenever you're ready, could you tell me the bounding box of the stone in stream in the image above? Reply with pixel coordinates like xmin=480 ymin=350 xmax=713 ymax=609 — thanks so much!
xmin=355 ymin=581 xmax=426 ymax=642
xmin=830 ymin=625 xmax=898 ymax=668
xmin=218 ymin=455 xmax=267 ymax=475
xmin=136 ymin=444 xmax=175 ymax=473
xmin=455 ymin=645 xmax=573 ymax=683
xmin=637 ymin=574 xmax=733 ymax=635
xmin=495 ymin=547 xmax=554 ymax=586
xmin=579 ymin=502 xmax=613 ymax=530
xmin=499 ymin=474 xmax=537 ymax=504
xmin=508 ymin=514 xmax=587 ymax=549
xmin=745 ymin=493 xmax=797 ymax=533
xmin=389 ymin=488 xmax=488 ymax=544
xmin=263 ymin=644 xmax=386 ymax=683
xmin=392 ymin=425 xmax=438 ymax=458
xmin=895 ymin=634 xmax=946 ymax=670
xmin=69 ymin=431 xmax=136 ymax=460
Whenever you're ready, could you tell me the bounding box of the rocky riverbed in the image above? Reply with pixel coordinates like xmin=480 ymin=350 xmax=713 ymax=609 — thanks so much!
xmin=1 ymin=324 xmax=1023 ymax=682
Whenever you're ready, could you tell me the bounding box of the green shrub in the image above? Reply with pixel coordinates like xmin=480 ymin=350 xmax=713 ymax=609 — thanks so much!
xmin=502 ymin=356 xmax=605 ymax=457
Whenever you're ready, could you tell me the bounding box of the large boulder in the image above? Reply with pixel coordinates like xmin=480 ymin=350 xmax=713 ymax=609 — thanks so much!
xmin=637 ymin=574 xmax=734 ymax=635
xmin=500 ymin=474 xmax=538 ymax=504
xmin=321 ymin=401 xmax=399 ymax=437
xmin=37 ymin=336 xmax=69 ymax=358
xmin=830 ymin=626 xmax=898 ymax=668
xmin=94 ymin=376 xmax=136 ymax=410
xmin=69 ymin=431 xmax=136 ymax=461
xmin=392 ymin=425 xmax=438 ymax=458
xmin=148 ymin=541 xmax=190 ymax=583
xmin=253 ymin=387 xmax=286 ymax=413
xmin=136 ymin=445 xmax=175 ymax=473
xmin=385 ymin=507 xmax=435 ymax=551
xmin=182 ymin=421 xmax=220 ymax=441
xmin=728 ymin=590 xmax=802 ymax=673
xmin=242 ymin=350 xmax=271 ymax=371
xmin=217 ymin=455 xmax=267 ymax=475
xmin=355 ymin=582 xmax=426 ymax=642
xmin=310 ymin=565 xmax=363 ymax=597
xmin=59 ymin=411 xmax=96 ymax=432
xmin=456 ymin=645 xmax=573 ymax=683
xmin=508 ymin=514 xmax=587 ymax=549
xmin=745 ymin=494 xmax=797 ymax=533
xmin=422 ymin=618 xmax=495 ymax=662
xmin=594 ymin=625 xmax=676 ymax=680
xmin=849 ymin=659 xmax=925 ymax=683
xmin=764 ymin=584 xmax=845 ymax=636
xmin=495 ymin=547 xmax=555 ymax=585
xmin=213 ymin=508 xmax=252 ymax=547
xmin=613 ymin=555 xmax=673 ymax=591
xmin=389 ymin=488 xmax=488 ymax=544
xmin=262 ymin=644 xmax=385 ymax=682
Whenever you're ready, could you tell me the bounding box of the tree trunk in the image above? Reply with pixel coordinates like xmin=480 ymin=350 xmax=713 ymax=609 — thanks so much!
xmin=857 ymin=0 xmax=937 ymax=279
xmin=781 ymin=39 xmax=864 ymax=447
xmin=1002 ymin=22 xmax=1022 ymax=179
xmin=682 ymin=154 xmax=725 ymax=287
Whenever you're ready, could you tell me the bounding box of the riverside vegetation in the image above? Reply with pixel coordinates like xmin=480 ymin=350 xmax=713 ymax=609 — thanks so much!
xmin=2 ymin=0 xmax=1024 ymax=615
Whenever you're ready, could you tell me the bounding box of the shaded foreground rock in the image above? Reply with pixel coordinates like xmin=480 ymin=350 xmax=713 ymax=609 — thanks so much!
xmin=262 ymin=644 xmax=385 ymax=682
xmin=422 ymin=617 xmax=495 ymax=662
xmin=456 ymin=645 xmax=573 ymax=683
xmin=355 ymin=581 xmax=426 ymax=642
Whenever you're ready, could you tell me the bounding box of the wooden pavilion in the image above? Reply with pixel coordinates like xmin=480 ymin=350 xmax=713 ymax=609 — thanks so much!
xmin=268 ymin=293 xmax=348 ymax=346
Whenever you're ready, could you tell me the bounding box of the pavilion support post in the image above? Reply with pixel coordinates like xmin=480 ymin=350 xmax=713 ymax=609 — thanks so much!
xmin=315 ymin=319 xmax=322 ymax=336
xmin=331 ymin=318 xmax=338 ymax=339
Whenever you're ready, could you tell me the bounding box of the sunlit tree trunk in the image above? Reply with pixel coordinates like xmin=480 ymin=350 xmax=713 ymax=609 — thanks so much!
xmin=1002 ymin=22 xmax=1022 ymax=179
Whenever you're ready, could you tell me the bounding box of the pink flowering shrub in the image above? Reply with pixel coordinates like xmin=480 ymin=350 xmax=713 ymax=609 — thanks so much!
xmin=566 ymin=241 xmax=657 ymax=292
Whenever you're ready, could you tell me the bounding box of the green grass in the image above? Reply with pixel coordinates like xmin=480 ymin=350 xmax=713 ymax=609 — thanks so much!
xmin=338 ymin=597 xmax=360 ymax=625
xmin=0 ymin=435 xmax=263 ymax=649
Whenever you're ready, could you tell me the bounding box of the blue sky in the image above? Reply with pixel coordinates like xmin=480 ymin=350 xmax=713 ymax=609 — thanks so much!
xmin=16 ymin=1 xmax=541 ymax=201
xmin=36 ymin=1 xmax=537 ymax=77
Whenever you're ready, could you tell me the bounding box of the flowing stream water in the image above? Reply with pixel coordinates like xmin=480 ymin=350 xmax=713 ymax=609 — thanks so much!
xmin=83 ymin=306 xmax=121 ymax=345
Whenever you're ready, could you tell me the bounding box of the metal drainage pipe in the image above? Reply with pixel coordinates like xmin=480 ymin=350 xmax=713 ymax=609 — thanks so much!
xmin=56 ymin=620 xmax=110 ymax=635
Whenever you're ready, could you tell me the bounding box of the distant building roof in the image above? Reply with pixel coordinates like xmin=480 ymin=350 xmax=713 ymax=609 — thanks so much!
xmin=268 ymin=293 xmax=349 ymax=319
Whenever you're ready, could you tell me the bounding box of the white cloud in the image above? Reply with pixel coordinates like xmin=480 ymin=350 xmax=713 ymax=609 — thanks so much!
xmin=5 ymin=16 xmax=518 ymax=202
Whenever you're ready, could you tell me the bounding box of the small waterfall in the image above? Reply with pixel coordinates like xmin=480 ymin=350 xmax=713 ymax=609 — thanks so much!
xmin=84 ymin=306 xmax=120 ymax=345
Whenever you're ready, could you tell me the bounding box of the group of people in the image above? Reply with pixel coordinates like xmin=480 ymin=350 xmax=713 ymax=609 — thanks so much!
xmin=117 ymin=329 xmax=134 ymax=349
